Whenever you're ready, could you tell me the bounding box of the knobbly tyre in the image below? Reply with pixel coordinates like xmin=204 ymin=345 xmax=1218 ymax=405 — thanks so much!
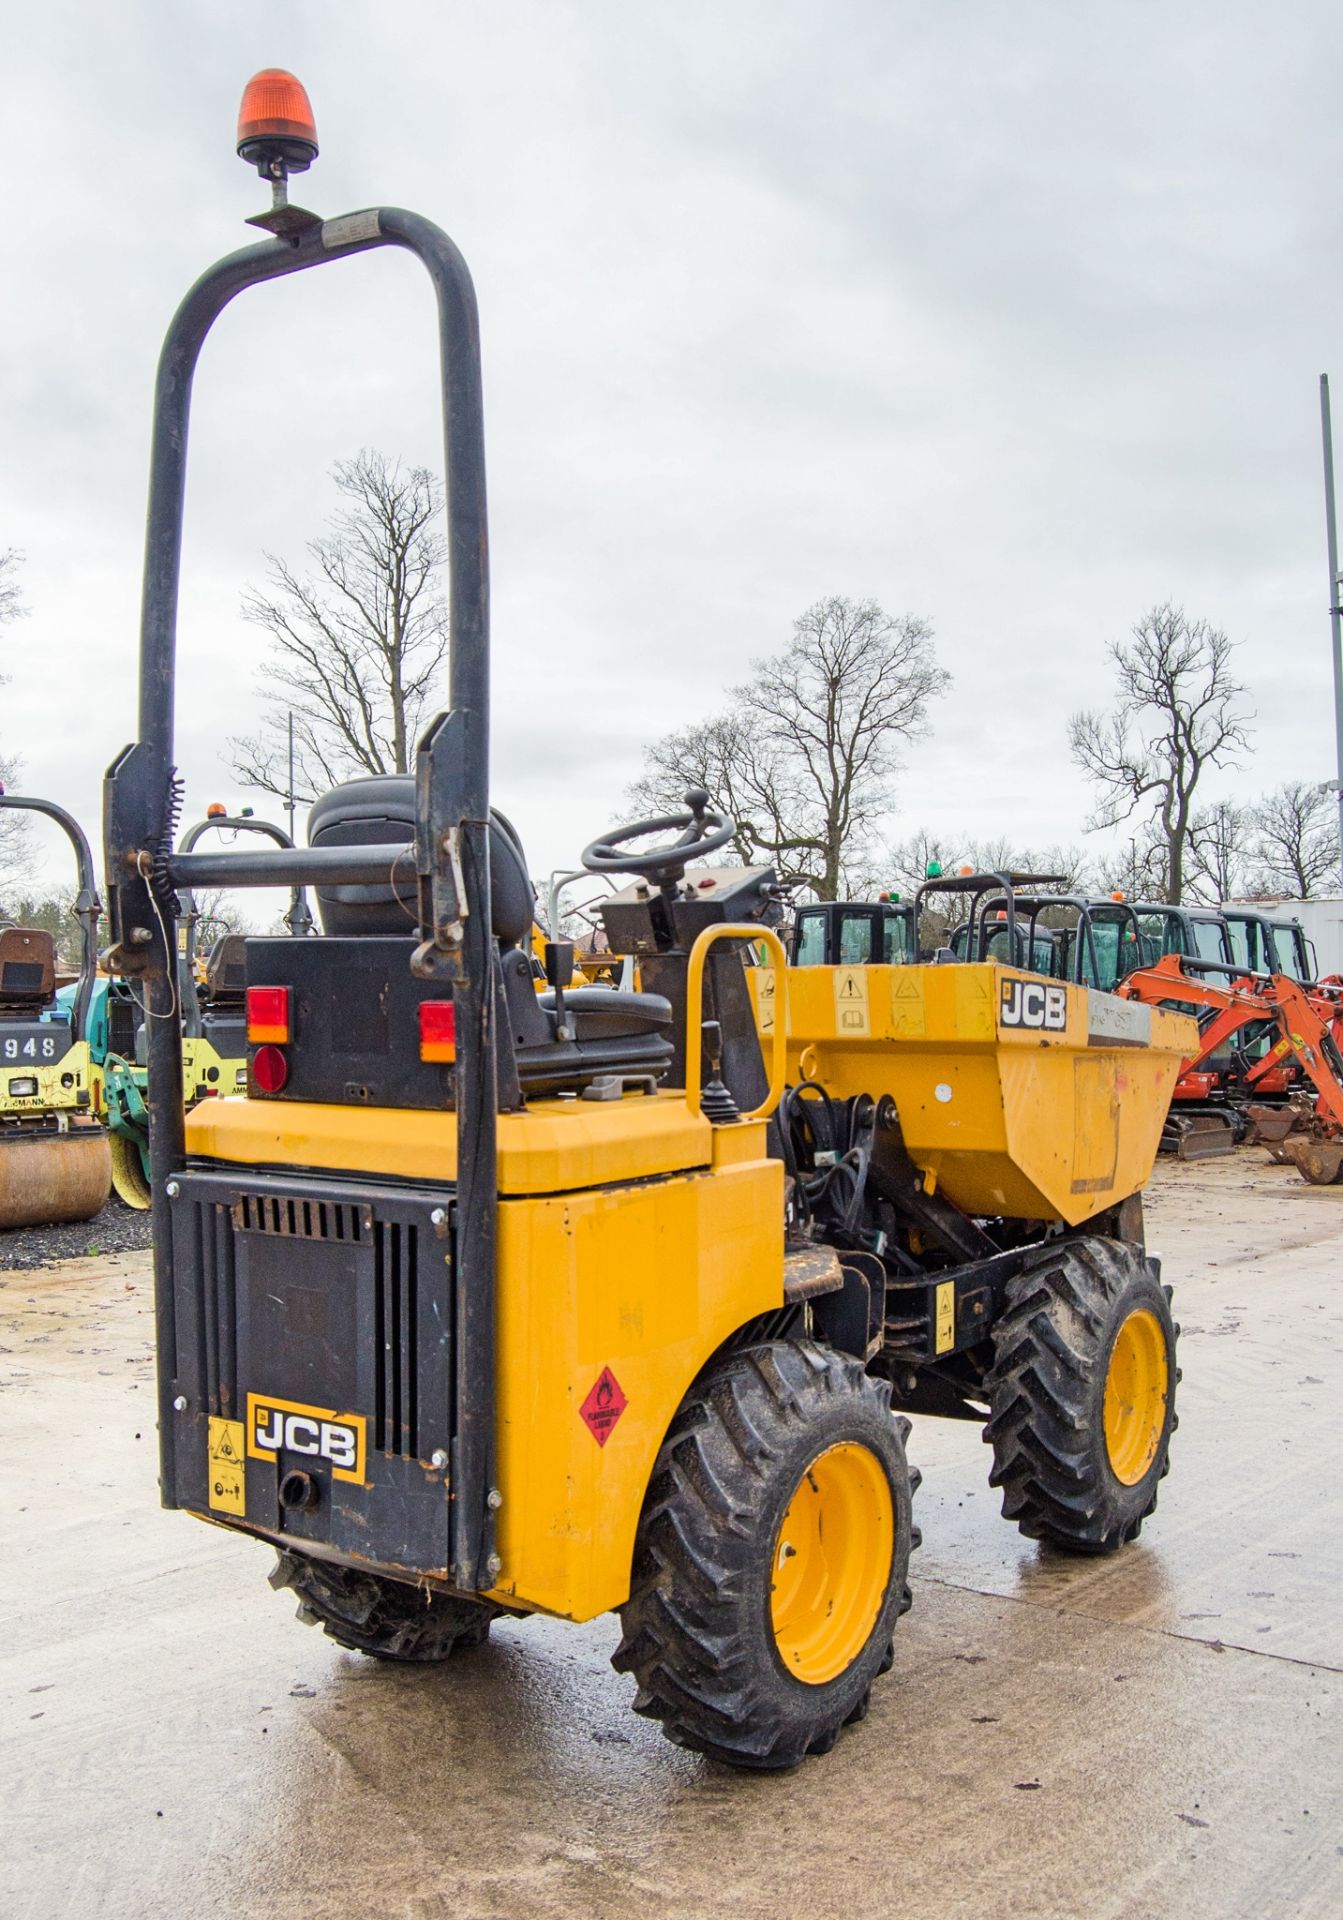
xmin=106 ymin=70 xmax=1195 ymax=1769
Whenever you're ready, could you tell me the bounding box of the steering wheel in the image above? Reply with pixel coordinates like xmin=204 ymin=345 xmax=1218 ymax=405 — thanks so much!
xmin=582 ymin=788 xmax=734 ymax=883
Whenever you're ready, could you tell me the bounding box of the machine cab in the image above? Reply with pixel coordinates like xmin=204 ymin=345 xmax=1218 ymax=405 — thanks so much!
xmin=1131 ymin=904 xmax=1233 ymax=971
xmin=790 ymin=899 xmax=915 ymax=967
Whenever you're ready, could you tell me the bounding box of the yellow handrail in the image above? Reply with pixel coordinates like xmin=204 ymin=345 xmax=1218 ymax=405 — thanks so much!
xmin=684 ymin=923 xmax=788 ymax=1122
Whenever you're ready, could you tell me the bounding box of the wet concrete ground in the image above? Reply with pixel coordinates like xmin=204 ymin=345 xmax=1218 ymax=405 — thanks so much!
xmin=2 ymin=1153 xmax=1340 ymax=1919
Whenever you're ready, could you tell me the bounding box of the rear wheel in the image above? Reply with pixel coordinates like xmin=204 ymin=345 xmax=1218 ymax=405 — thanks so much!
xmin=613 ymin=1339 xmax=917 ymax=1769
xmin=984 ymin=1235 xmax=1178 ymax=1553
xmin=270 ymin=1551 xmax=499 ymax=1661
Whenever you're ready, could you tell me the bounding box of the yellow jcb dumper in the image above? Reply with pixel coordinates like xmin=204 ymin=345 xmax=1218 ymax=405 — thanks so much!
xmin=105 ymin=71 xmax=1194 ymax=1770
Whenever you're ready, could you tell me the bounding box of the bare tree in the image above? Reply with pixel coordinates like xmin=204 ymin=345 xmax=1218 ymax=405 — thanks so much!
xmin=0 ymin=546 xmax=22 ymax=628
xmin=1246 ymin=780 xmax=1340 ymax=898
xmin=884 ymin=831 xmax=1092 ymax=936
xmin=1068 ymin=604 xmax=1251 ymax=903
xmin=0 ymin=750 xmax=29 ymax=896
xmin=632 ymin=596 xmax=948 ymax=899
xmin=0 ymin=549 xmax=32 ymax=891
xmin=228 ymin=452 xmax=450 ymax=803
xmin=1094 ymin=826 xmax=1169 ymax=903
xmin=191 ymin=888 xmax=254 ymax=951
xmin=1186 ymin=799 xmax=1252 ymax=904
xmin=0 ymin=891 xmax=107 ymax=968
xmin=882 ymin=827 xmax=962 ymax=902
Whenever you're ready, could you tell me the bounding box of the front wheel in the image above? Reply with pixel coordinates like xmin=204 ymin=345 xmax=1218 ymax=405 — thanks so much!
xmin=613 ymin=1339 xmax=918 ymax=1769
xmin=984 ymin=1235 xmax=1178 ymax=1553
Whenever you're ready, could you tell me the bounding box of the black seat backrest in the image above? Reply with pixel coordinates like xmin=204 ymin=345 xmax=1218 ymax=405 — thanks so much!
xmin=204 ymin=934 xmax=248 ymax=1004
xmin=0 ymin=927 xmax=57 ymax=1006
xmin=307 ymin=775 xmax=534 ymax=944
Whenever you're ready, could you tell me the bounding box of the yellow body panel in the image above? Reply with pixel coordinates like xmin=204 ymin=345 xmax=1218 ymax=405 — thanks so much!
xmin=764 ymin=963 xmax=1196 ymax=1225
xmin=184 ymin=1087 xmax=714 ymax=1195
xmin=0 ymin=1037 xmax=94 ymax=1118
xmin=485 ymin=1128 xmax=783 ymax=1620
xmin=187 ymin=1086 xmax=779 ymax=1622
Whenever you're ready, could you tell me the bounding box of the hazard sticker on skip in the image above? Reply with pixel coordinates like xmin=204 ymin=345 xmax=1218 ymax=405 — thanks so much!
xmin=833 ymin=967 xmax=871 ymax=1036
xmin=579 ymin=1367 xmax=628 ymax=1446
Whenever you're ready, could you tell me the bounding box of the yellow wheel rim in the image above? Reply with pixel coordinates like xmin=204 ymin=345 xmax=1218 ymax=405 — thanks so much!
xmin=770 ymin=1441 xmax=894 ymax=1686
xmin=1103 ymin=1308 xmax=1168 ymax=1485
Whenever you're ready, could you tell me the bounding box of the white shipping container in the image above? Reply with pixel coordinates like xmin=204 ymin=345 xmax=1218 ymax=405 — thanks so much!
xmin=1226 ymin=896 xmax=1343 ymax=979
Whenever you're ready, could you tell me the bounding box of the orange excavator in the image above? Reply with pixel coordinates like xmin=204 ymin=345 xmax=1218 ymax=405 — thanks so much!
xmin=1116 ymin=954 xmax=1343 ymax=1180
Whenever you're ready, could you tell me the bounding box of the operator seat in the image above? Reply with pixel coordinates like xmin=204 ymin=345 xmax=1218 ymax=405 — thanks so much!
xmin=0 ymin=927 xmax=72 ymax=1052
xmin=0 ymin=927 xmax=57 ymax=1005
xmin=307 ymin=777 xmax=674 ymax=1096
xmin=308 ymin=774 xmax=536 ymax=942
xmin=199 ymin=933 xmax=248 ymax=1059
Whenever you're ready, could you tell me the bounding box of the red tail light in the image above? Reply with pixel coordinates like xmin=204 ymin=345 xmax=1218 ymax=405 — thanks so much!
xmin=419 ymin=1000 xmax=457 ymax=1063
xmin=247 ymin=985 xmax=290 ymax=1044
xmin=251 ymin=1044 xmax=289 ymax=1094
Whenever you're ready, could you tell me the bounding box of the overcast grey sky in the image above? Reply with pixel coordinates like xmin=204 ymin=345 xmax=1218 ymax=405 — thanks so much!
xmin=3 ymin=1 xmax=1342 ymax=898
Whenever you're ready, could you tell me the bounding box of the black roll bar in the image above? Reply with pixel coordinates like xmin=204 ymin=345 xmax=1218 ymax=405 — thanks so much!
xmin=913 ymin=870 xmax=1020 ymax=962
xmin=104 ymin=205 xmax=496 ymax=1589
xmin=0 ymin=792 xmax=102 ymax=1042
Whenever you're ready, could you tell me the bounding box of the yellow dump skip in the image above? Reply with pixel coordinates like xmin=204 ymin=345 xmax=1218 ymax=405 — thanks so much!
xmin=768 ymin=963 xmax=1196 ymax=1225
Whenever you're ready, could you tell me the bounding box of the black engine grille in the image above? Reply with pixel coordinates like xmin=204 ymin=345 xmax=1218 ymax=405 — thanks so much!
xmin=374 ymin=1219 xmax=419 ymax=1457
xmin=232 ymin=1191 xmax=371 ymax=1244
xmin=171 ymin=1168 xmax=452 ymax=1465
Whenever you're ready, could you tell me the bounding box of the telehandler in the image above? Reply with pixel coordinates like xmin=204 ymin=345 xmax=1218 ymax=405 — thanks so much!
xmin=106 ymin=71 xmax=1194 ymax=1769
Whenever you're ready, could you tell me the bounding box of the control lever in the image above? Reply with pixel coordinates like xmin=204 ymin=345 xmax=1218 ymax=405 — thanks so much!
xmin=698 ymin=1020 xmax=741 ymax=1125
xmin=545 ymin=939 xmax=575 ymax=1041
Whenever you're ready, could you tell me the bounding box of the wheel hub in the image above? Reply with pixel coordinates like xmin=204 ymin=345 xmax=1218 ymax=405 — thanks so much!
xmin=1103 ymin=1307 xmax=1168 ymax=1485
xmin=770 ymin=1441 xmax=893 ymax=1685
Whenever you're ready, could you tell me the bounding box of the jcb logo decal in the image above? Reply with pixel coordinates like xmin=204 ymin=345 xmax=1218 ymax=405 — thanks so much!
xmin=999 ymin=977 xmax=1067 ymax=1032
xmin=246 ymin=1392 xmax=366 ymax=1484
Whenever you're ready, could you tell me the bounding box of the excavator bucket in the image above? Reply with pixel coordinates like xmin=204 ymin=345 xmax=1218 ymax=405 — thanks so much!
xmin=1278 ymin=1136 xmax=1343 ymax=1186
xmin=0 ymin=1127 xmax=112 ymax=1229
xmin=1244 ymin=1103 xmax=1301 ymax=1147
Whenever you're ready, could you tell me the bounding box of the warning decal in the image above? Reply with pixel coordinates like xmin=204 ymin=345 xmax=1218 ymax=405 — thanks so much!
xmin=755 ymin=967 xmax=777 ymax=1033
xmin=934 ymin=1281 xmax=955 ymax=1356
xmin=832 ymin=968 xmax=871 ymax=1036
xmin=889 ymin=971 xmax=926 ymax=1038
xmin=579 ymin=1367 xmax=628 ymax=1447
xmin=207 ymin=1416 xmax=246 ymax=1516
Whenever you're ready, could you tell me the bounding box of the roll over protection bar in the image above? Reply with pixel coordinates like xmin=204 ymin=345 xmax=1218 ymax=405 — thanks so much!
xmin=104 ymin=205 xmax=497 ymax=1589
